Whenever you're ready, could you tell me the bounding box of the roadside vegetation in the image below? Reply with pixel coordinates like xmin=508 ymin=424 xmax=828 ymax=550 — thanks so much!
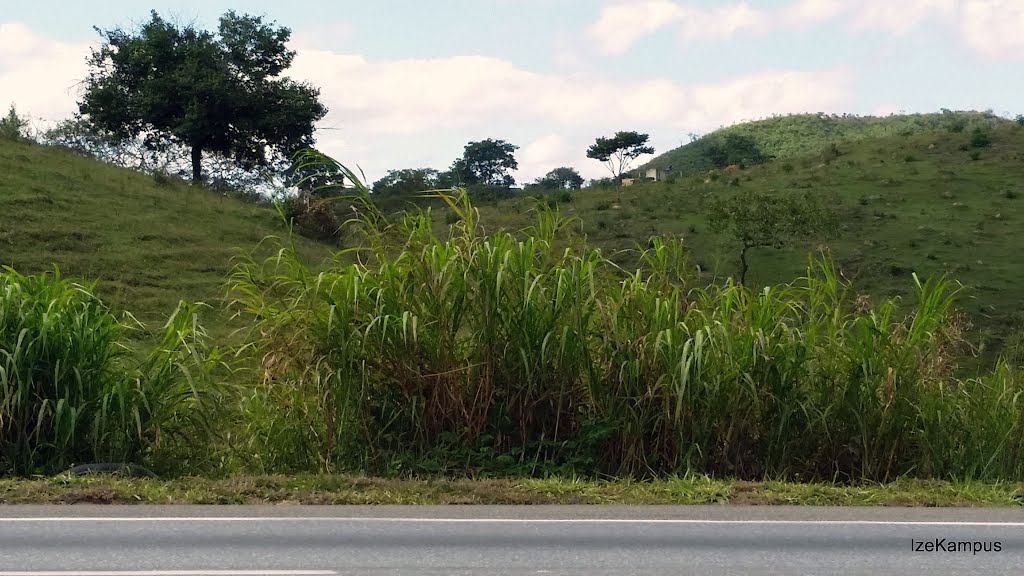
xmin=4 ymin=9 xmax=1024 ymax=504
xmin=3 ymin=151 xmax=1024 ymax=490
xmin=4 ymin=475 xmax=1023 ymax=507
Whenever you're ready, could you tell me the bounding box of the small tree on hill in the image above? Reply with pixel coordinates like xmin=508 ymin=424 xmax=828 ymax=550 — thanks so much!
xmin=0 ymin=105 xmax=29 ymax=141
xmin=449 ymin=139 xmax=519 ymax=188
xmin=708 ymin=189 xmax=836 ymax=285
xmin=586 ymin=131 xmax=654 ymax=179
xmin=531 ymin=166 xmax=584 ymax=190
xmin=372 ymin=168 xmax=442 ymax=196
xmin=79 ymin=10 xmax=327 ymax=184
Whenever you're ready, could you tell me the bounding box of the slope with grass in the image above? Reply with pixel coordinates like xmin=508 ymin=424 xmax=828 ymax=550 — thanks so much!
xmin=466 ymin=118 xmax=1024 ymax=363
xmin=641 ymin=110 xmax=1012 ymax=176
xmin=0 ymin=138 xmax=332 ymax=336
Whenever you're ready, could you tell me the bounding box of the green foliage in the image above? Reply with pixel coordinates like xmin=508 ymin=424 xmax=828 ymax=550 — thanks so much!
xmin=587 ymin=131 xmax=655 ymax=178
xmin=79 ymin=10 xmax=327 ymax=183
xmin=586 ymin=177 xmax=617 ymax=188
xmin=281 ymin=193 xmax=341 ymax=242
xmin=42 ymin=114 xmax=269 ymax=193
xmin=0 ymin=137 xmax=331 ymax=334
xmin=0 ymin=105 xmax=29 ymax=141
xmin=702 ymin=133 xmax=768 ymax=169
xmin=372 ymin=168 xmax=443 ymax=197
xmin=969 ymin=128 xmax=992 ymax=149
xmin=0 ymin=268 xmax=223 ymax=475
xmin=643 ymin=111 xmax=1010 ymax=176
xmin=448 ymin=139 xmax=519 ymax=188
xmin=707 ymin=189 xmax=836 ymax=284
xmin=228 ymin=155 xmax=1024 ymax=481
xmin=529 ymin=167 xmax=585 ymax=190
xmin=11 ymin=113 xmax=1024 ymax=482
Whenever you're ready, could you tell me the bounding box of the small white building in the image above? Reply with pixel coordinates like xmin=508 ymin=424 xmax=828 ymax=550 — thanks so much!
xmin=644 ymin=168 xmax=668 ymax=181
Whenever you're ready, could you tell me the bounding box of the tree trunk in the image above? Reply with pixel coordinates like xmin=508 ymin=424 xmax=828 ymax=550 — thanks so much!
xmin=190 ymin=145 xmax=203 ymax=184
xmin=739 ymin=245 xmax=749 ymax=285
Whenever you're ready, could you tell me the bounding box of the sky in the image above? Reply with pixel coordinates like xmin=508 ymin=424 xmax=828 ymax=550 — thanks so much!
xmin=2 ymin=0 xmax=1023 ymax=184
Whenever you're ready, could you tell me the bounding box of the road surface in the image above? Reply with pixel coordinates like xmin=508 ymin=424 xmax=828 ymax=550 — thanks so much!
xmin=0 ymin=505 xmax=1022 ymax=575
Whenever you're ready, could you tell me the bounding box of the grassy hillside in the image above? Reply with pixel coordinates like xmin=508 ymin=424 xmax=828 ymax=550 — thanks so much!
xmin=4 ymin=119 xmax=1024 ymax=480
xmin=466 ymin=118 xmax=1024 ymax=364
xmin=4 ymin=112 xmax=1023 ymax=361
xmin=642 ymin=110 xmax=1013 ymax=177
xmin=0 ymin=138 xmax=331 ymax=337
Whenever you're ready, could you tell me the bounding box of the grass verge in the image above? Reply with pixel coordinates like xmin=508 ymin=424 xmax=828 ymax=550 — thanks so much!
xmin=1 ymin=475 xmax=1022 ymax=506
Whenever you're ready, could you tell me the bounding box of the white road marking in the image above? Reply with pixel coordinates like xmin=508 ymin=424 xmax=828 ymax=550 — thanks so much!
xmin=0 ymin=572 xmax=337 ymax=576
xmin=0 ymin=517 xmax=1021 ymax=527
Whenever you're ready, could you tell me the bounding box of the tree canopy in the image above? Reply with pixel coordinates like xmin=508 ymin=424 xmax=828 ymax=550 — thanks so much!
xmin=702 ymin=133 xmax=769 ymax=168
xmin=707 ymin=189 xmax=836 ymax=285
xmin=449 ymin=139 xmax=519 ymax=188
xmin=529 ymin=166 xmax=585 ymax=190
xmin=78 ymin=10 xmax=327 ymax=184
xmin=586 ymin=131 xmax=655 ymax=179
xmin=372 ymin=168 xmax=443 ymax=197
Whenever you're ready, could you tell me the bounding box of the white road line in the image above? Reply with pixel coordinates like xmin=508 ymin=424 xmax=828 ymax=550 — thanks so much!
xmin=0 ymin=517 xmax=1021 ymax=527
xmin=0 ymin=572 xmax=337 ymax=576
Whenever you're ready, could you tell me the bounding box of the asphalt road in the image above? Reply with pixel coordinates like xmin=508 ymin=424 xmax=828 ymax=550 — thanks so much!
xmin=0 ymin=505 xmax=1022 ymax=575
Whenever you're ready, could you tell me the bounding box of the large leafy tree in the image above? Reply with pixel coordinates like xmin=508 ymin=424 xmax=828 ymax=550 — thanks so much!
xmin=450 ymin=139 xmax=519 ymax=188
xmin=372 ymin=168 xmax=442 ymax=197
xmin=530 ymin=166 xmax=584 ymax=190
xmin=586 ymin=131 xmax=654 ymax=179
xmin=702 ymin=133 xmax=769 ymax=168
xmin=707 ymin=189 xmax=837 ymax=285
xmin=79 ymin=10 xmax=327 ymax=184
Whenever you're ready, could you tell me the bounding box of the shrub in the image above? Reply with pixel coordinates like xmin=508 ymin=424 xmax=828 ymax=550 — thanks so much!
xmin=281 ymin=192 xmax=341 ymax=241
xmin=969 ymin=128 xmax=992 ymax=149
xmin=152 ymin=170 xmax=172 ymax=187
xmin=0 ymin=105 xmax=29 ymax=141
xmin=228 ymin=152 xmax=1024 ymax=482
xmin=0 ymin=268 xmax=223 ymax=475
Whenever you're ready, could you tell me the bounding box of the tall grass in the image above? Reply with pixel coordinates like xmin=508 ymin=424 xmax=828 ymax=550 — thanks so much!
xmin=0 ymin=267 xmax=225 ymax=475
xmin=229 ymin=151 xmax=1024 ymax=482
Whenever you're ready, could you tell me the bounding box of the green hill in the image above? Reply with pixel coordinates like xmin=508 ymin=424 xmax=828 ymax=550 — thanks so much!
xmin=642 ymin=110 xmax=1014 ymax=176
xmin=0 ymin=138 xmax=331 ymax=338
xmin=471 ymin=116 xmax=1024 ymax=364
xmin=5 ymin=112 xmax=1024 ymax=364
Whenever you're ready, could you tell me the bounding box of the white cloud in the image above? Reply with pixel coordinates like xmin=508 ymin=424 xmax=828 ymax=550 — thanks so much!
xmin=288 ymin=44 xmax=852 ymax=179
xmin=588 ymin=0 xmax=687 ymax=55
xmin=0 ymin=22 xmax=89 ymax=123
xmin=960 ymin=0 xmax=1024 ymax=60
xmin=676 ymin=3 xmax=766 ymax=46
xmin=851 ymin=0 xmax=1024 ymax=60
xmin=780 ymin=0 xmax=845 ymax=26
xmin=519 ymin=134 xmax=577 ymax=179
xmin=588 ymin=0 xmax=1024 ymax=63
xmin=851 ymin=0 xmax=956 ymax=34
xmin=0 ymin=20 xmax=853 ymax=183
xmin=587 ymin=0 xmax=847 ymax=54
